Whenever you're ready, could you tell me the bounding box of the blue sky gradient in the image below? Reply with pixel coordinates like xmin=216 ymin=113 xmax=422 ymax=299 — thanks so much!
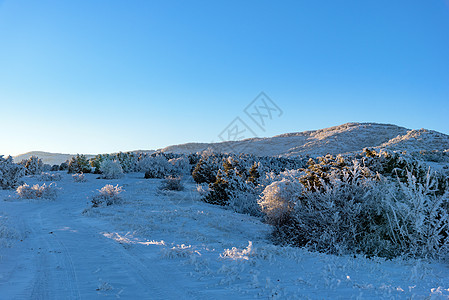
xmin=1 ymin=0 xmax=448 ymax=155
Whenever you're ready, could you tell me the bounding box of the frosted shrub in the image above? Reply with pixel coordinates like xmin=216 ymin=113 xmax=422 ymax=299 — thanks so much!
xmin=228 ymin=189 xmax=261 ymax=216
xmin=16 ymin=183 xmax=58 ymax=200
xmin=226 ymin=170 xmax=260 ymax=216
xmin=19 ymin=156 xmax=43 ymax=175
xmin=379 ymin=170 xmax=449 ymax=258
xmin=264 ymin=159 xmax=449 ymax=259
xmin=0 ymin=155 xmax=25 ymax=189
xmin=169 ymin=157 xmax=191 ymax=176
xmin=91 ymin=184 xmax=124 ymax=207
xmin=99 ymin=159 xmax=124 ymax=179
xmin=291 ymin=175 xmax=385 ymax=255
xmin=140 ymin=155 xmax=173 ymax=178
xmin=196 ymin=183 xmax=210 ymax=197
xmin=72 ymin=173 xmax=87 ymax=183
xmin=259 ymin=178 xmax=302 ymax=226
xmin=159 ymin=176 xmax=184 ymax=191
xmin=40 ymin=172 xmax=62 ymax=181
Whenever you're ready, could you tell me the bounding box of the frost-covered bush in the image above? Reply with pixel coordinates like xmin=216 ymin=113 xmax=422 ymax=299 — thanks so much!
xmin=168 ymin=157 xmax=191 ymax=176
xmin=99 ymin=159 xmax=124 ymax=179
xmin=40 ymin=172 xmax=62 ymax=181
xmin=59 ymin=161 xmax=69 ymax=171
xmin=16 ymin=183 xmax=58 ymax=200
xmin=379 ymin=170 xmax=449 ymax=258
xmin=19 ymin=156 xmax=43 ymax=175
xmin=225 ymin=170 xmax=260 ymax=216
xmin=199 ymin=157 xmax=262 ymax=215
xmin=259 ymin=178 xmax=303 ymax=227
xmin=91 ymin=184 xmax=124 ymax=207
xmin=202 ymin=167 xmax=261 ymax=216
xmin=141 ymin=155 xmax=173 ymax=178
xmin=196 ymin=183 xmax=210 ymax=197
xmin=263 ymin=158 xmax=449 ymax=259
xmin=227 ymin=188 xmax=260 ymax=216
xmin=159 ymin=176 xmax=184 ymax=191
xmin=72 ymin=173 xmax=87 ymax=183
xmin=0 ymin=155 xmax=25 ymax=189
xmin=68 ymin=154 xmax=91 ymax=174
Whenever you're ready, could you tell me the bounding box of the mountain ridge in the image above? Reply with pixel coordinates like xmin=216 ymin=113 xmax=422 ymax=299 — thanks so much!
xmin=12 ymin=122 xmax=449 ymax=164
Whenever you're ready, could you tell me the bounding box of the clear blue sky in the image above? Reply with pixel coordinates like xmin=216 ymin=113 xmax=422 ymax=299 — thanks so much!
xmin=1 ymin=0 xmax=448 ymax=156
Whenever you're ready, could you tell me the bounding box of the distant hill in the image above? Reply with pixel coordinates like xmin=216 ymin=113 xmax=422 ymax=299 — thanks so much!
xmin=13 ymin=151 xmax=95 ymax=166
xmin=12 ymin=123 xmax=449 ymax=164
xmin=160 ymin=122 xmax=449 ymax=157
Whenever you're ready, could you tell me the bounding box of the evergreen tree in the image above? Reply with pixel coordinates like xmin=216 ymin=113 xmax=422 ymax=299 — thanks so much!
xmin=192 ymin=158 xmax=218 ymax=184
xmin=68 ymin=154 xmax=91 ymax=174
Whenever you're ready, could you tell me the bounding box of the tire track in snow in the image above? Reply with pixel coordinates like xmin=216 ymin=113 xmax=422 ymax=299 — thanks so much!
xmin=29 ymin=209 xmax=80 ymax=300
xmin=94 ymin=230 xmax=188 ymax=299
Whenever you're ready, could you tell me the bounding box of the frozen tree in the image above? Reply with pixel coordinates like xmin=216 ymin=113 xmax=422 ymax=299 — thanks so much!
xmin=99 ymin=159 xmax=124 ymax=179
xmin=19 ymin=156 xmax=43 ymax=175
xmin=140 ymin=155 xmax=173 ymax=178
xmin=169 ymin=157 xmax=191 ymax=176
xmin=192 ymin=157 xmax=219 ymax=184
xmin=68 ymin=154 xmax=91 ymax=174
xmin=0 ymin=155 xmax=25 ymax=189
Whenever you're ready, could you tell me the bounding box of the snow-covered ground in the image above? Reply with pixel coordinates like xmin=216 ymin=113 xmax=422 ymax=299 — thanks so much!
xmin=1 ymin=172 xmax=449 ymax=299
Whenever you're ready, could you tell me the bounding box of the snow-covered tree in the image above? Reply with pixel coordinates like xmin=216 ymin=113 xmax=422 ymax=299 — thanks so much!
xmin=99 ymin=159 xmax=124 ymax=179
xmin=19 ymin=156 xmax=43 ymax=175
xmin=192 ymin=157 xmax=219 ymax=184
xmin=0 ymin=155 xmax=25 ymax=189
xmin=140 ymin=155 xmax=173 ymax=178
xmin=68 ymin=154 xmax=91 ymax=174
xmin=168 ymin=157 xmax=190 ymax=176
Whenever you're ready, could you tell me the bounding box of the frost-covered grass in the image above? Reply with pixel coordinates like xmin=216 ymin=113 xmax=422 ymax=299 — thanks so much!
xmin=72 ymin=172 xmax=87 ymax=183
xmin=0 ymin=213 xmax=20 ymax=248
xmin=40 ymin=172 xmax=62 ymax=181
xmin=159 ymin=176 xmax=184 ymax=191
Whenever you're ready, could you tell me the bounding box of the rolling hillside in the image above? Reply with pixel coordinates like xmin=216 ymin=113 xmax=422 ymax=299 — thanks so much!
xmin=12 ymin=123 xmax=449 ymax=164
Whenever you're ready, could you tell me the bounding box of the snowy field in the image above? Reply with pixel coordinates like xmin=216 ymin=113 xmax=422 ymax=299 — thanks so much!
xmin=0 ymin=172 xmax=448 ymax=299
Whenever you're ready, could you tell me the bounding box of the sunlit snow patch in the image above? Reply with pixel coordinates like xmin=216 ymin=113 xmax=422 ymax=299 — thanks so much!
xmin=102 ymin=232 xmax=166 ymax=246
